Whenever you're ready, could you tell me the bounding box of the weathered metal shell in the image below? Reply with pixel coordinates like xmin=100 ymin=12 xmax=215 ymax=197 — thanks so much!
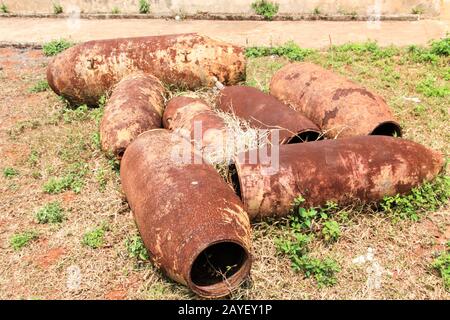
xmin=100 ymin=73 xmax=165 ymax=159
xmin=217 ymin=85 xmax=321 ymax=143
xmin=163 ymin=96 xmax=228 ymax=158
xmin=120 ymin=129 xmax=252 ymax=298
xmin=269 ymin=63 xmax=402 ymax=138
xmin=47 ymin=33 xmax=246 ymax=105
xmin=234 ymin=136 xmax=443 ymax=220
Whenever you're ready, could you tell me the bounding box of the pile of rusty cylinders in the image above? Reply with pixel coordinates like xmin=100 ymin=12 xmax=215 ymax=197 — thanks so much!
xmin=47 ymin=35 xmax=444 ymax=298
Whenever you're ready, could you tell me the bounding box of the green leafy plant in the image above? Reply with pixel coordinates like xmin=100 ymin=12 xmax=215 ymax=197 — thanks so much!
xmin=275 ymin=197 xmax=341 ymax=287
xmin=380 ymin=175 xmax=450 ymax=221
xmin=43 ymin=39 xmax=74 ymax=56
xmin=1 ymin=3 xmax=9 ymax=13
xmin=292 ymin=256 xmax=340 ymax=287
xmin=138 ymin=0 xmax=150 ymax=14
xmin=246 ymin=41 xmax=315 ymax=61
xmin=3 ymin=167 xmax=19 ymax=178
xmin=251 ymin=0 xmax=279 ymax=20
xmin=416 ymin=77 xmax=450 ymax=97
xmin=411 ymin=7 xmax=424 ymax=15
xmin=29 ymin=80 xmax=50 ymax=93
xmin=430 ymin=37 xmax=450 ymax=56
xmin=63 ymin=104 xmax=89 ymax=123
xmin=53 ymin=2 xmax=63 ymax=14
xmin=125 ymin=235 xmax=150 ymax=261
xmin=10 ymin=231 xmax=38 ymax=250
xmin=43 ymin=162 xmax=88 ymax=194
xmin=35 ymin=202 xmax=65 ymax=224
xmin=313 ymin=7 xmax=321 ymax=15
xmin=111 ymin=7 xmax=120 ymax=14
xmin=432 ymin=244 xmax=450 ymax=292
xmin=407 ymin=45 xmax=439 ymax=63
xmin=82 ymin=225 xmax=107 ymax=249
xmin=322 ymin=220 xmax=341 ymax=243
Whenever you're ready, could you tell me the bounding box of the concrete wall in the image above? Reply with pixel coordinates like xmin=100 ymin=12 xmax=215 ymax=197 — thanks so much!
xmin=1 ymin=0 xmax=448 ymax=16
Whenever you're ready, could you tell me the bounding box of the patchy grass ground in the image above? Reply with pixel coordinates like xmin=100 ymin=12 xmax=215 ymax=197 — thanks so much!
xmin=0 ymin=40 xmax=449 ymax=299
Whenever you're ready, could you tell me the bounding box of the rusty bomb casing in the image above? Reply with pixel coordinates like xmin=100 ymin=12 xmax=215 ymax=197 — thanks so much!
xmin=217 ymin=85 xmax=321 ymax=144
xmin=234 ymin=136 xmax=443 ymax=220
xmin=269 ymin=63 xmax=402 ymax=138
xmin=120 ymin=129 xmax=252 ymax=298
xmin=163 ymin=96 xmax=228 ymax=160
xmin=47 ymin=33 xmax=246 ymax=105
xmin=100 ymin=73 xmax=166 ymax=158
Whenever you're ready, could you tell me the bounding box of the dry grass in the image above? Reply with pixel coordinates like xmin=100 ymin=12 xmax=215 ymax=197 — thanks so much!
xmin=0 ymin=43 xmax=448 ymax=300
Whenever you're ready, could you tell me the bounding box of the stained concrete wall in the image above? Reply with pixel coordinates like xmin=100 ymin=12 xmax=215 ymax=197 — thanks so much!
xmin=0 ymin=0 xmax=447 ymax=16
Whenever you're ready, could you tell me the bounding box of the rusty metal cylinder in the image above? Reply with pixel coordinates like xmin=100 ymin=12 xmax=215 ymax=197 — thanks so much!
xmin=100 ymin=73 xmax=165 ymax=158
xmin=234 ymin=136 xmax=443 ymax=220
xmin=120 ymin=129 xmax=252 ymax=298
xmin=217 ymin=85 xmax=321 ymax=143
xmin=163 ymin=96 xmax=228 ymax=160
xmin=47 ymin=33 xmax=246 ymax=105
xmin=269 ymin=63 xmax=402 ymax=139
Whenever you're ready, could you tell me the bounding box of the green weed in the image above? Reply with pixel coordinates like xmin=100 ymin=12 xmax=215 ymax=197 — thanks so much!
xmin=3 ymin=167 xmax=19 ymax=178
xmin=111 ymin=7 xmax=120 ymax=14
xmin=43 ymin=39 xmax=73 ymax=56
xmin=35 ymin=202 xmax=65 ymax=224
xmin=125 ymin=235 xmax=150 ymax=261
xmin=53 ymin=3 xmax=63 ymax=14
xmin=1 ymin=3 xmax=9 ymax=13
xmin=251 ymin=0 xmax=279 ymax=20
xmin=138 ymin=0 xmax=150 ymax=14
xmin=275 ymin=197 xmax=341 ymax=287
xmin=29 ymin=80 xmax=49 ymax=93
xmin=82 ymin=226 xmax=106 ymax=249
xmin=430 ymin=37 xmax=450 ymax=56
xmin=10 ymin=231 xmax=38 ymax=250
xmin=380 ymin=175 xmax=450 ymax=222
xmin=416 ymin=77 xmax=450 ymax=97
xmin=43 ymin=162 xmax=88 ymax=194
xmin=432 ymin=244 xmax=450 ymax=292
xmin=246 ymin=41 xmax=316 ymax=61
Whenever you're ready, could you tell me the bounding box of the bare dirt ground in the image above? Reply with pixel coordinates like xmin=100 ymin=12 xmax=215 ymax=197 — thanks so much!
xmin=0 ymin=18 xmax=448 ymax=48
xmin=0 ymin=44 xmax=449 ymax=299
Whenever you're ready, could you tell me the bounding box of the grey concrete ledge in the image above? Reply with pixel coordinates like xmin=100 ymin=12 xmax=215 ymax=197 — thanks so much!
xmin=0 ymin=12 xmax=426 ymax=21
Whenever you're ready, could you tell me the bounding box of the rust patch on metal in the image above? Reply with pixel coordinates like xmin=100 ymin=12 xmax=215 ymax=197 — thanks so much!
xmin=120 ymin=129 xmax=252 ymax=298
xmin=217 ymin=86 xmax=321 ymax=144
xmin=234 ymin=136 xmax=443 ymax=220
xmin=47 ymin=33 xmax=246 ymax=106
xmin=270 ymin=63 xmax=402 ymax=138
xmin=100 ymin=73 xmax=166 ymax=159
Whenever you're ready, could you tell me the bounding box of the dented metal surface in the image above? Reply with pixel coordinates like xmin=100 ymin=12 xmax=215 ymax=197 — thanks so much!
xmin=120 ymin=129 xmax=252 ymax=298
xmin=269 ymin=63 xmax=402 ymax=138
xmin=47 ymin=33 xmax=246 ymax=105
xmin=217 ymin=85 xmax=321 ymax=144
xmin=100 ymin=73 xmax=165 ymax=159
xmin=163 ymin=96 xmax=228 ymax=159
xmin=234 ymin=136 xmax=443 ymax=220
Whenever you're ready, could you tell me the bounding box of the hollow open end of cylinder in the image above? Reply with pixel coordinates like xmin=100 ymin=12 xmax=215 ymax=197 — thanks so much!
xmin=189 ymin=241 xmax=251 ymax=298
xmin=287 ymin=130 xmax=322 ymax=144
xmin=370 ymin=121 xmax=402 ymax=137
